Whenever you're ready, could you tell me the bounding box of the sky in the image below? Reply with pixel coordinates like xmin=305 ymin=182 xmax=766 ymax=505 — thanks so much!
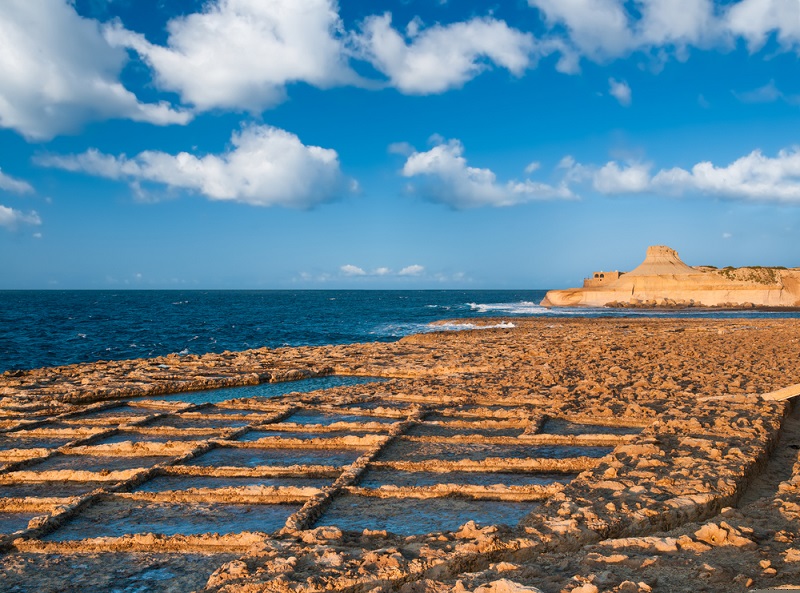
xmin=2 ymin=0 xmax=800 ymax=289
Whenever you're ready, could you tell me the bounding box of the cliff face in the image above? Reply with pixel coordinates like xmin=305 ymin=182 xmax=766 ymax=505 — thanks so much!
xmin=541 ymin=245 xmax=800 ymax=308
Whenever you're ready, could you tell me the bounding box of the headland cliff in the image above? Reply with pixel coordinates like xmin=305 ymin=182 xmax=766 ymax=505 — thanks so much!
xmin=541 ymin=245 xmax=800 ymax=308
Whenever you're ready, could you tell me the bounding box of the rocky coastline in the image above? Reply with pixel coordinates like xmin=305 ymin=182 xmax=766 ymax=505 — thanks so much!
xmin=0 ymin=318 xmax=799 ymax=592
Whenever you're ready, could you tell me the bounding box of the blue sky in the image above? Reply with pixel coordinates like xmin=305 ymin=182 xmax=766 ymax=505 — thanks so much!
xmin=2 ymin=0 xmax=800 ymax=289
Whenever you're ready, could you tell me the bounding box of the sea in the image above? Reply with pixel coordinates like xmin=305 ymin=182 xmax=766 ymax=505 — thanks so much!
xmin=2 ymin=289 xmax=800 ymax=372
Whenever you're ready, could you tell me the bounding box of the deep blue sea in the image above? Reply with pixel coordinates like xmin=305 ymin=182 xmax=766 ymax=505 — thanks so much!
xmin=2 ymin=290 xmax=799 ymax=372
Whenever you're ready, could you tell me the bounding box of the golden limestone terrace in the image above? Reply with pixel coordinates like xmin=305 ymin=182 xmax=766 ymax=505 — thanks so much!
xmin=0 ymin=318 xmax=798 ymax=592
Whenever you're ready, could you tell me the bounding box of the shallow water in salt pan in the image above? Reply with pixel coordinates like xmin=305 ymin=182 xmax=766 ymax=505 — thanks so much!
xmin=405 ymin=423 xmax=524 ymax=438
xmin=186 ymin=447 xmax=363 ymax=468
xmin=144 ymin=416 xmax=248 ymax=430
xmin=96 ymin=430 xmax=210 ymax=445
xmin=26 ymin=454 xmax=171 ymax=473
xmin=283 ymin=410 xmax=397 ymax=426
xmin=0 ymin=552 xmax=239 ymax=593
xmin=0 ymin=481 xmax=106 ymax=499
xmin=0 ymin=511 xmax=39 ymax=534
xmin=0 ymin=436 xmax=74 ymax=451
xmin=357 ymin=469 xmax=576 ymax=488
xmin=236 ymin=429 xmax=381 ymax=441
xmin=540 ymin=418 xmax=643 ymax=436
xmin=44 ymin=498 xmax=299 ymax=540
xmin=142 ymin=376 xmax=387 ymax=405
xmin=376 ymin=441 xmax=613 ymax=462
xmin=316 ymin=495 xmax=534 ymax=535
xmin=134 ymin=474 xmax=333 ymax=492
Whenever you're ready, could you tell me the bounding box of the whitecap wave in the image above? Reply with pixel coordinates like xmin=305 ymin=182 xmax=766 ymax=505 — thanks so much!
xmin=468 ymin=301 xmax=548 ymax=315
xmin=372 ymin=320 xmax=515 ymax=338
xmin=432 ymin=321 xmax=516 ymax=331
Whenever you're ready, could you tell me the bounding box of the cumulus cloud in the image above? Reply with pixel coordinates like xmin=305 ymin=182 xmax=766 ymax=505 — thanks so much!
xmin=608 ymin=78 xmax=632 ymax=106
xmin=525 ymin=0 xmax=800 ymax=69
xmin=528 ymin=0 xmax=634 ymax=61
xmin=0 ymin=0 xmax=190 ymax=140
xmin=353 ymin=14 xmax=535 ymax=94
xmin=564 ymin=147 xmax=800 ymax=203
xmin=0 ymin=205 xmax=41 ymax=230
xmin=337 ymin=264 xmax=426 ymax=279
xmin=105 ymin=0 xmax=355 ymax=112
xmin=340 ymin=264 xmax=367 ymax=276
xmin=37 ymin=124 xmax=351 ymax=208
xmin=725 ymin=0 xmax=800 ymax=52
xmin=0 ymin=169 xmax=33 ymax=194
xmin=398 ymin=264 xmax=425 ymax=276
xmin=401 ymin=137 xmax=574 ymax=208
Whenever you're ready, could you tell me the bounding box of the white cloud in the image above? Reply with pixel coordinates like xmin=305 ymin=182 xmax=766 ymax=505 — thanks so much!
xmin=374 ymin=267 xmax=391 ymax=276
xmin=105 ymin=0 xmax=355 ymax=112
xmin=524 ymin=161 xmax=541 ymax=174
xmin=725 ymin=0 xmax=800 ymax=52
xmin=0 ymin=0 xmax=190 ymax=140
xmin=401 ymin=138 xmax=574 ymax=208
xmin=734 ymin=80 xmax=800 ymax=105
xmin=566 ymin=147 xmax=800 ymax=203
xmin=0 ymin=169 xmax=33 ymax=194
xmin=593 ymin=161 xmax=651 ymax=193
xmin=36 ymin=124 xmax=350 ymax=208
xmin=525 ymin=0 xmax=788 ymax=70
xmin=0 ymin=205 xmax=41 ymax=229
xmin=353 ymin=14 xmax=535 ymax=94
xmin=340 ymin=264 xmax=367 ymax=276
xmin=399 ymin=264 xmax=425 ymax=276
xmin=608 ymin=78 xmax=632 ymax=106
xmin=636 ymin=0 xmax=718 ymax=49
xmin=528 ymin=0 xmax=634 ymax=61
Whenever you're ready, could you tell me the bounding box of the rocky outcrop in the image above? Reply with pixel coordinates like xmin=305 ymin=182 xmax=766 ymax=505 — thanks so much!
xmin=541 ymin=245 xmax=800 ymax=308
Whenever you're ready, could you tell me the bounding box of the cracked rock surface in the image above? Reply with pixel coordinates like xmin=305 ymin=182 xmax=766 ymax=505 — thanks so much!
xmin=0 ymin=318 xmax=798 ymax=592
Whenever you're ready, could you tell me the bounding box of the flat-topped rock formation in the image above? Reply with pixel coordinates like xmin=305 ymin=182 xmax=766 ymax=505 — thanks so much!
xmin=541 ymin=245 xmax=800 ymax=308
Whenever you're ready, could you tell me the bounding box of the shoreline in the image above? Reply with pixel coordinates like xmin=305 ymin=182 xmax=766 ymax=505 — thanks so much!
xmin=1 ymin=318 xmax=799 ymax=591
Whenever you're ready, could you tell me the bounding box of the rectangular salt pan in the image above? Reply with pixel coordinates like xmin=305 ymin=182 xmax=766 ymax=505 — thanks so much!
xmin=316 ymin=495 xmax=534 ymax=535
xmin=284 ymin=411 xmax=397 ymax=426
xmin=540 ymin=418 xmax=642 ymax=436
xmin=0 ymin=552 xmax=240 ymax=593
xmin=145 ymin=416 xmax=249 ymax=429
xmin=68 ymin=405 xmax=162 ymax=420
xmin=0 ymin=512 xmax=40 ymax=534
xmin=376 ymin=441 xmax=612 ymax=462
xmin=0 ymin=436 xmax=74 ymax=451
xmin=0 ymin=481 xmax=106 ymax=499
xmin=97 ymin=431 xmax=210 ymax=445
xmin=26 ymin=454 xmax=171 ymax=473
xmin=44 ymin=499 xmax=299 ymax=540
xmin=187 ymin=447 xmax=363 ymax=468
xmin=134 ymin=474 xmax=333 ymax=492
xmin=357 ymin=469 xmax=576 ymax=488
xmin=140 ymin=376 xmax=386 ymax=405
xmin=405 ymin=424 xmax=524 ymax=438
xmin=236 ymin=430 xmax=380 ymax=442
